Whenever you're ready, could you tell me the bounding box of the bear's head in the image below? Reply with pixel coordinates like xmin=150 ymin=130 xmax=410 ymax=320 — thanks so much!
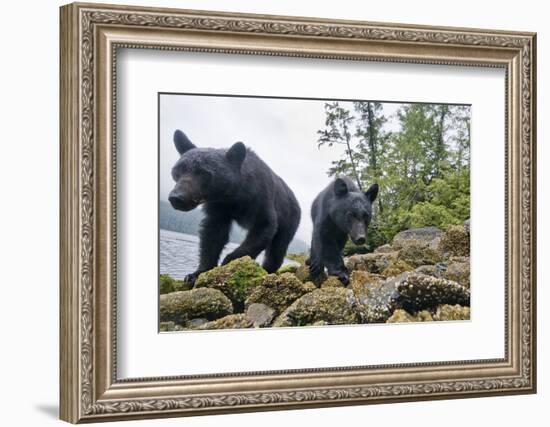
xmin=168 ymin=129 xmax=247 ymax=211
xmin=329 ymin=177 xmax=378 ymax=246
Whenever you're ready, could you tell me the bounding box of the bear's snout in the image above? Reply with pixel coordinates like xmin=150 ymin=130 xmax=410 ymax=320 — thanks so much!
xmin=353 ymin=236 xmax=366 ymax=246
xmin=168 ymin=193 xmax=197 ymax=212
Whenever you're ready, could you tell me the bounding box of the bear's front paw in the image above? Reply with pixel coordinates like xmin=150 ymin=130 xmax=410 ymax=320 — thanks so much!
xmin=337 ymin=271 xmax=350 ymax=286
xmin=183 ymin=271 xmax=202 ymax=286
xmin=309 ymin=259 xmax=323 ymax=278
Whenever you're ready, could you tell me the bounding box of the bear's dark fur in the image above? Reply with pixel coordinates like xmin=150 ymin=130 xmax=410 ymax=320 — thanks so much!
xmin=168 ymin=129 xmax=301 ymax=284
xmin=309 ymin=176 xmax=378 ymax=285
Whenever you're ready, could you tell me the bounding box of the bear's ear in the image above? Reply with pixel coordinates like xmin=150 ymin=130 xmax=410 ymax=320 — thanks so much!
xmin=174 ymin=129 xmax=196 ymax=155
xmin=334 ymin=178 xmax=349 ymax=197
xmin=226 ymin=142 xmax=246 ymax=168
xmin=364 ymin=183 xmax=379 ymax=202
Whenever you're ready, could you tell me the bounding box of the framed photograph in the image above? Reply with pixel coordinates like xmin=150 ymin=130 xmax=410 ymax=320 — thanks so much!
xmin=60 ymin=2 xmax=537 ymax=423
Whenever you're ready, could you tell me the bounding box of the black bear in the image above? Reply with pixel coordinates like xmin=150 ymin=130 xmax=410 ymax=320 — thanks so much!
xmin=168 ymin=129 xmax=301 ymax=284
xmin=308 ymin=176 xmax=378 ymax=285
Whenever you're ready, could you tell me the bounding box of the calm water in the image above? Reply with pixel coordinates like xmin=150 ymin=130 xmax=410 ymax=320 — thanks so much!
xmin=160 ymin=229 xmax=296 ymax=280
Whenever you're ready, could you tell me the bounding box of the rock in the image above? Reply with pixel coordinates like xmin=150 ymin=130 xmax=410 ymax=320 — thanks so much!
xmin=395 ymin=272 xmax=470 ymax=311
xmin=397 ymin=242 xmax=442 ymax=268
xmin=194 ymin=256 xmax=267 ymax=311
xmin=272 ymin=288 xmax=360 ymax=327
xmin=159 ymin=288 xmax=233 ymax=326
xmin=295 ymin=264 xmax=326 ymax=285
xmin=159 ymin=321 xmax=185 ymax=332
xmin=187 ymin=318 xmax=209 ymax=329
xmin=392 ymin=226 xmax=443 ymax=250
xmin=277 ymin=264 xmax=298 ymax=275
xmin=320 ymin=276 xmax=345 ymax=288
xmin=381 ymin=260 xmax=414 ymax=278
xmin=374 ymin=244 xmax=395 ymax=253
xmin=285 ymin=253 xmax=308 ymax=264
xmin=464 ymin=219 xmax=470 ymax=233
xmin=246 ymin=303 xmax=276 ymax=327
xmin=199 ymin=314 xmax=253 ymax=330
xmin=351 ymin=275 xmax=401 ymax=323
xmin=438 ymin=225 xmax=470 ymax=257
xmin=349 ymin=270 xmax=381 ymax=288
xmin=433 ymin=304 xmax=470 ymax=321
xmin=159 ymin=274 xmax=191 ymax=294
xmin=386 ymin=309 xmax=433 ymax=323
xmin=414 ymin=264 xmax=444 ymax=278
xmin=444 ymin=259 xmax=470 ymax=288
xmin=245 ymin=273 xmax=316 ymax=316
xmin=345 ymin=252 xmax=398 ymax=274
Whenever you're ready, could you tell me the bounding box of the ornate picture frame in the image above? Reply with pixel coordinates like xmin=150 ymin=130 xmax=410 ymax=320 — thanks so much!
xmin=59 ymin=2 xmax=536 ymax=423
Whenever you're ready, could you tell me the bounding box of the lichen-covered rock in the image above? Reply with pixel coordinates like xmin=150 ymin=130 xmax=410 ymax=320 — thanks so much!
xmin=463 ymin=219 xmax=470 ymax=233
xmin=246 ymin=303 xmax=276 ymax=327
xmin=444 ymin=259 xmax=470 ymax=288
xmin=381 ymin=260 xmax=414 ymax=278
xmin=386 ymin=309 xmax=433 ymax=323
xmin=277 ymin=264 xmax=298 ymax=275
xmin=349 ymin=270 xmax=381 ymax=289
xmin=395 ymin=273 xmax=470 ymax=311
xmin=198 ymin=314 xmax=254 ymax=330
xmin=194 ymin=256 xmax=267 ymax=311
xmin=294 ymin=264 xmax=326 ymax=285
xmin=345 ymin=252 xmax=398 ymax=274
xmin=351 ymin=275 xmax=402 ymax=323
xmin=159 ymin=321 xmax=185 ymax=332
xmin=159 ymin=274 xmax=192 ymax=294
xmin=245 ymin=273 xmax=316 ymax=316
xmin=414 ymin=264 xmax=444 ymax=278
xmin=187 ymin=318 xmax=209 ymax=329
xmin=374 ymin=244 xmax=395 ymax=253
xmin=272 ymin=288 xmax=359 ymax=327
xmin=433 ymin=304 xmax=470 ymax=321
xmin=320 ymin=276 xmax=345 ymax=288
xmin=392 ymin=226 xmax=443 ymax=250
xmin=438 ymin=225 xmax=470 ymax=257
xmin=397 ymin=243 xmax=442 ymax=268
xmin=160 ymin=288 xmax=233 ymax=326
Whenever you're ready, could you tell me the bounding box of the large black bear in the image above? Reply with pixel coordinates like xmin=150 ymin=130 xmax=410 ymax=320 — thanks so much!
xmin=168 ymin=129 xmax=301 ymax=284
xmin=309 ymin=176 xmax=378 ymax=285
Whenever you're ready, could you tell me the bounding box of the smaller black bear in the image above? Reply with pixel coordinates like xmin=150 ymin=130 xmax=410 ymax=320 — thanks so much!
xmin=309 ymin=176 xmax=378 ymax=285
xmin=168 ymin=129 xmax=301 ymax=284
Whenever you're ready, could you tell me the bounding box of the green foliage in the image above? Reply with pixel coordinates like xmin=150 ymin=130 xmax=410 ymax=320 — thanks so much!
xmin=317 ymin=102 xmax=470 ymax=247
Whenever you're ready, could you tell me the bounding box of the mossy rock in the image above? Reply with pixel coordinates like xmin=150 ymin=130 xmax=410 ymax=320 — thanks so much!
xmin=194 ymin=256 xmax=267 ymax=311
xmin=277 ymin=264 xmax=298 ymax=275
xmin=198 ymin=314 xmax=253 ymax=330
xmin=345 ymin=252 xmax=398 ymax=274
xmin=295 ymin=264 xmax=326 ymax=285
xmin=381 ymin=260 xmax=414 ymax=278
xmin=397 ymin=243 xmax=442 ymax=268
xmin=395 ymin=272 xmax=470 ymax=311
xmin=438 ymin=225 xmax=470 ymax=257
xmin=159 ymin=288 xmax=233 ymax=326
xmin=348 ymin=270 xmax=381 ymax=289
xmin=386 ymin=309 xmax=433 ymax=323
xmin=159 ymin=321 xmax=185 ymax=332
xmin=245 ymin=273 xmax=316 ymax=316
xmin=320 ymin=276 xmax=345 ymax=288
xmin=159 ymin=274 xmax=192 ymax=294
xmin=273 ymin=288 xmax=360 ymax=327
xmin=444 ymin=259 xmax=470 ymax=288
xmin=433 ymin=304 xmax=471 ymax=321
xmin=351 ymin=275 xmax=401 ymax=323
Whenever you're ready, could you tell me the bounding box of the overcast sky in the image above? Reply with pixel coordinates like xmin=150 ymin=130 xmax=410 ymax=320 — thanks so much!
xmin=159 ymin=94 xmax=400 ymax=242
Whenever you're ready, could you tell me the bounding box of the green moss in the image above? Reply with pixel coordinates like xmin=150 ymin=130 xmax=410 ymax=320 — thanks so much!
xmin=160 ymin=274 xmax=192 ymax=294
xmin=277 ymin=264 xmax=299 ymax=275
xmin=194 ymin=256 xmax=267 ymax=311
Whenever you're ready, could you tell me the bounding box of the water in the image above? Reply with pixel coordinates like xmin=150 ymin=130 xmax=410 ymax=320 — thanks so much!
xmin=160 ymin=229 xmax=296 ymax=279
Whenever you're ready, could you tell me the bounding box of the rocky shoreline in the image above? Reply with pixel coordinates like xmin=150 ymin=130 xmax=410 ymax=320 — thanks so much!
xmin=160 ymin=222 xmax=471 ymax=331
